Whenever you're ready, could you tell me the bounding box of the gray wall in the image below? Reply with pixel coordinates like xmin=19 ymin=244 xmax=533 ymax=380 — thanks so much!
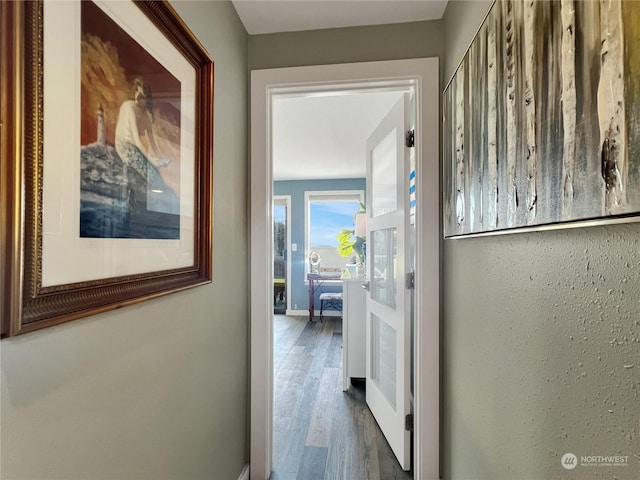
xmin=442 ymin=2 xmax=640 ymax=479
xmin=0 ymin=2 xmax=249 ymax=479
xmin=249 ymin=19 xmax=443 ymax=70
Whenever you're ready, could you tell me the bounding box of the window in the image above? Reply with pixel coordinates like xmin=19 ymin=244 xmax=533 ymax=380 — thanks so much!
xmin=305 ymin=190 xmax=364 ymax=276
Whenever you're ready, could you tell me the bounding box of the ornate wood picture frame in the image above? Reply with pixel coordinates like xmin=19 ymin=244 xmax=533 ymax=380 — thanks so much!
xmin=1 ymin=0 xmax=214 ymax=336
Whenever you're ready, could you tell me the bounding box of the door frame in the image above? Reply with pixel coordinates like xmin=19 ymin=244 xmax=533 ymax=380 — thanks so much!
xmin=250 ymin=58 xmax=440 ymax=480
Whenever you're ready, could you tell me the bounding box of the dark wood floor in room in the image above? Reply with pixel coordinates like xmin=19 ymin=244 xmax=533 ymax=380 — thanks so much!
xmin=272 ymin=314 xmax=412 ymax=480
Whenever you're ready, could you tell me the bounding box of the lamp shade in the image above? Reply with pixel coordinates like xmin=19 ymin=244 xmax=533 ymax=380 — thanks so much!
xmin=354 ymin=212 xmax=366 ymax=238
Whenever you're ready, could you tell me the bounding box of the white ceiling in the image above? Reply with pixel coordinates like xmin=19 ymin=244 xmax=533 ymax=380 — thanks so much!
xmin=232 ymin=0 xmax=448 ymax=35
xmin=273 ymin=91 xmax=405 ymax=181
xmin=236 ymin=0 xmax=448 ymax=181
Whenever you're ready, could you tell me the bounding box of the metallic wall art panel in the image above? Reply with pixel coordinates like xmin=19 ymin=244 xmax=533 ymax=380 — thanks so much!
xmin=443 ymin=0 xmax=640 ymax=237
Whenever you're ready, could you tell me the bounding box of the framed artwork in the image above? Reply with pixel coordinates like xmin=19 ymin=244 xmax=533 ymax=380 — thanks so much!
xmin=1 ymin=0 xmax=213 ymax=336
xmin=443 ymin=0 xmax=640 ymax=238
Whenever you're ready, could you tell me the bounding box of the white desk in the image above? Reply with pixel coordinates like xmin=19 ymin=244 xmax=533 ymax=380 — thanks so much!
xmin=342 ymin=279 xmax=366 ymax=390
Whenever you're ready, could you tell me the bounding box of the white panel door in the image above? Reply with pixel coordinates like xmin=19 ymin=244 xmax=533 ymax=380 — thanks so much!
xmin=365 ymin=93 xmax=412 ymax=470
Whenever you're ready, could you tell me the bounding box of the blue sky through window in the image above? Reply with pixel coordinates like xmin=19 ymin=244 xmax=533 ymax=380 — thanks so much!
xmin=274 ymin=205 xmax=286 ymax=223
xmin=310 ymin=201 xmax=359 ymax=247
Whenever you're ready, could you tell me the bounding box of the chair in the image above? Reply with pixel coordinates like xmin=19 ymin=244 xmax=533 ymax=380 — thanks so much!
xmin=319 ymin=292 xmax=343 ymax=320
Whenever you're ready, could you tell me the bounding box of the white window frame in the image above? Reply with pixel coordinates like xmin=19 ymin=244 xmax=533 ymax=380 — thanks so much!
xmin=304 ymin=190 xmax=364 ymax=278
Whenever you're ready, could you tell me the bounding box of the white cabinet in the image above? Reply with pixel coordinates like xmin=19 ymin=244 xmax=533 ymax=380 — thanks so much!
xmin=342 ymin=279 xmax=366 ymax=390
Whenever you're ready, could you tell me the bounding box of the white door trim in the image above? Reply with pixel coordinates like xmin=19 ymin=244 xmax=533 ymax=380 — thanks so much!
xmin=250 ymin=58 xmax=440 ymax=480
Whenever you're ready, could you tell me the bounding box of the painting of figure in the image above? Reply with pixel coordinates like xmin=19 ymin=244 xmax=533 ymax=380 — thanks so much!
xmin=80 ymin=0 xmax=181 ymax=239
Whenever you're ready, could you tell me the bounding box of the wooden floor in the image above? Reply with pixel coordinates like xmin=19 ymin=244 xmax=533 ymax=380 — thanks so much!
xmin=272 ymin=314 xmax=412 ymax=480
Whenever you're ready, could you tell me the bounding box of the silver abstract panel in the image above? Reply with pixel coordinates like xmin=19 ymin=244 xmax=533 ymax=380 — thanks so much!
xmin=444 ymin=0 xmax=640 ymax=237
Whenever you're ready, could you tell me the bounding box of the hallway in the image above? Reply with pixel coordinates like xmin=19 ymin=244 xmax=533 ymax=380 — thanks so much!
xmin=272 ymin=315 xmax=411 ymax=480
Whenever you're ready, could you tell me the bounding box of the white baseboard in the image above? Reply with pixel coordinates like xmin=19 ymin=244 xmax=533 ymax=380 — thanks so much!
xmin=285 ymin=309 xmax=341 ymax=318
xmin=237 ymin=464 xmax=249 ymax=480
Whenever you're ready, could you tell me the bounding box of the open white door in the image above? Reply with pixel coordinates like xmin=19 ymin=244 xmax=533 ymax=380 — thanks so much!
xmin=365 ymin=93 xmax=412 ymax=470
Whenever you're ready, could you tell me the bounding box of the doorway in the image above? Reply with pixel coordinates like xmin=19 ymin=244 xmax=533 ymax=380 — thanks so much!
xmin=250 ymin=59 xmax=440 ymax=480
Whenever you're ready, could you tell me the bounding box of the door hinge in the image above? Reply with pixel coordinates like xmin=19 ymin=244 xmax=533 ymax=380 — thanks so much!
xmin=405 ymin=271 xmax=415 ymax=290
xmin=405 ymin=413 xmax=414 ymax=431
xmin=405 ymin=129 xmax=415 ymax=148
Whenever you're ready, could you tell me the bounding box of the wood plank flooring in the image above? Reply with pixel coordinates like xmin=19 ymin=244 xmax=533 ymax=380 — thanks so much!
xmin=272 ymin=315 xmax=412 ymax=480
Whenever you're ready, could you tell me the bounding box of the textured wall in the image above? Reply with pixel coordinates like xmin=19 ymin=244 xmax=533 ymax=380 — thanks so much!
xmin=0 ymin=2 xmax=249 ymax=479
xmin=442 ymin=2 xmax=640 ymax=479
